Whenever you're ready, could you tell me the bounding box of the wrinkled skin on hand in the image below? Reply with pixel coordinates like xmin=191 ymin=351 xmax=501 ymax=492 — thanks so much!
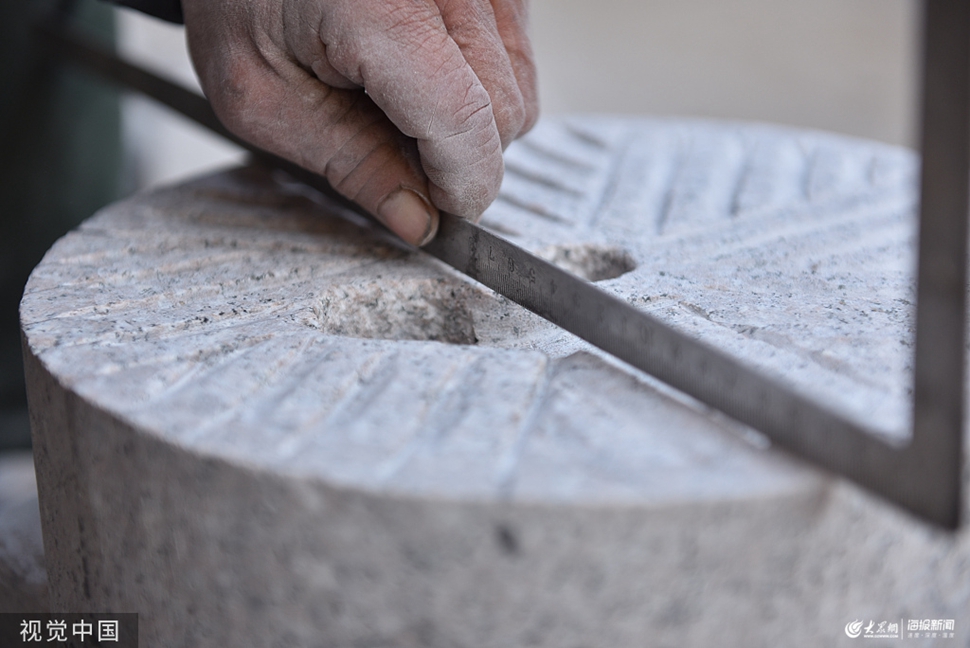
xmin=181 ymin=0 xmax=538 ymax=245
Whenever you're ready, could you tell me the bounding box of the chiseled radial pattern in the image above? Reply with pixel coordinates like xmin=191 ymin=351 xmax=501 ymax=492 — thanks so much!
xmin=22 ymin=116 xmax=918 ymax=502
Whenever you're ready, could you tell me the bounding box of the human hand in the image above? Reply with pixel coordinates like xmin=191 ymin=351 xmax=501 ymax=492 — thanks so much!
xmin=180 ymin=0 xmax=538 ymax=246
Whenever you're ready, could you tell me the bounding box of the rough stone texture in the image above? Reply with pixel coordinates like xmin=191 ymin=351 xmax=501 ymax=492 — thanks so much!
xmin=0 ymin=451 xmax=49 ymax=612
xmin=19 ymin=116 xmax=970 ymax=647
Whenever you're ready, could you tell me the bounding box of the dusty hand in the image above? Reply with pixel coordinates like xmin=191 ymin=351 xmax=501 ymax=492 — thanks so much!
xmin=180 ymin=0 xmax=538 ymax=245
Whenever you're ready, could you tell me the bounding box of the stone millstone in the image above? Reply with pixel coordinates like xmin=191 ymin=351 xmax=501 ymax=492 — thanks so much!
xmin=21 ymin=117 xmax=970 ymax=647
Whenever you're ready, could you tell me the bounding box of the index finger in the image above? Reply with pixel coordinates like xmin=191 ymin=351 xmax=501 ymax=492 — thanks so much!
xmin=317 ymin=0 xmax=505 ymax=219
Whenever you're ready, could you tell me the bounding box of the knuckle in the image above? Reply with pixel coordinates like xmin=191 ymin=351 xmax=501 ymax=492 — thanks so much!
xmin=206 ymin=63 xmax=267 ymax=140
xmin=322 ymin=2 xmax=442 ymax=85
xmin=213 ymin=96 xmax=262 ymax=145
xmin=520 ymin=97 xmax=539 ymax=135
xmin=383 ymin=3 xmax=443 ymax=46
xmin=493 ymin=93 xmax=527 ymax=148
xmin=448 ymin=81 xmax=496 ymax=140
xmin=432 ymin=149 xmax=504 ymax=219
xmin=316 ymin=33 xmax=364 ymax=82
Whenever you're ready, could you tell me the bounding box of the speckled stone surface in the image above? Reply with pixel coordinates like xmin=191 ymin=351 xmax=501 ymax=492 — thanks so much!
xmin=20 ymin=116 xmax=970 ymax=646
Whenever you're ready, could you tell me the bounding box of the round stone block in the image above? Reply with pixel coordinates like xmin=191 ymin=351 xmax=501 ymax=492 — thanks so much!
xmin=21 ymin=116 xmax=970 ymax=646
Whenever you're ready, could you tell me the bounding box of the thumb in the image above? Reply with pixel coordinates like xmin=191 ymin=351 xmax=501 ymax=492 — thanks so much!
xmin=194 ymin=49 xmax=440 ymax=246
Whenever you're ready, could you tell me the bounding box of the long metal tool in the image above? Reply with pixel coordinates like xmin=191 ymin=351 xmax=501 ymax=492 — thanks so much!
xmin=39 ymin=0 xmax=967 ymax=529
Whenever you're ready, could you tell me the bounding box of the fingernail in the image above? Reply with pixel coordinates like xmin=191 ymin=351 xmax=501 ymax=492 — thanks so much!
xmin=378 ymin=189 xmax=438 ymax=246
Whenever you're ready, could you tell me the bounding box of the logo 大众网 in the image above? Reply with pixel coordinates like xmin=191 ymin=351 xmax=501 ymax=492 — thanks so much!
xmin=844 ymin=619 xmax=900 ymax=639
xmin=845 ymin=620 xmax=865 ymax=638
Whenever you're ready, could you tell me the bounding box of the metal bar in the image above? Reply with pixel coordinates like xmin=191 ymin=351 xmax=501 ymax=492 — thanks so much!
xmin=425 ymin=211 xmax=911 ymax=512
xmin=908 ymin=0 xmax=969 ymax=529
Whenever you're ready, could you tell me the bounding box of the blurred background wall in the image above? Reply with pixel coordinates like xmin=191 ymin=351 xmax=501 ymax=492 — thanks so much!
xmin=532 ymin=0 xmax=918 ymax=146
xmin=0 ymin=0 xmax=921 ymax=450
xmin=0 ymin=0 xmax=122 ymax=451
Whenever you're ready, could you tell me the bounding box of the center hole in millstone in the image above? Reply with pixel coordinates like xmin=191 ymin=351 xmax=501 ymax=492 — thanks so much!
xmin=536 ymin=244 xmax=637 ymax=282
xmin=313 ymin=274 xmax=479 ymax=345
xmin=311 ymin=245 xmax=636 ymax=345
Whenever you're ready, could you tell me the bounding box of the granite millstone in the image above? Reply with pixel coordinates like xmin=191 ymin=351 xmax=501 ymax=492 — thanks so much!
xmin=20 ymin=116 xmax=970 ymax=647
